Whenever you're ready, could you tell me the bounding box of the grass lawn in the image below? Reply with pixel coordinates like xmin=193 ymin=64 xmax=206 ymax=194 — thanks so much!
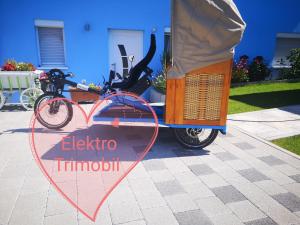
xmin=272 ymin=135 xmax=300 ymax=156
xmin=229 ymin=81 xmax=300 ymax=114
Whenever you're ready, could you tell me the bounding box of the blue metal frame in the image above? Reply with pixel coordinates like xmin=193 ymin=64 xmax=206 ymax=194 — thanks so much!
xmin=93 ymin=97 xmax=227 ymax=134
xmin=93 ymin=115 xmax=227 ymax=133
xmin=160 ymin=119 xmax=227 ymax=134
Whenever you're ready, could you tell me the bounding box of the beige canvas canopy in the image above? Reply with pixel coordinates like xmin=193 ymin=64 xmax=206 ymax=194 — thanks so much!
xmin=168 ymin=0 xmax=246 ymax=78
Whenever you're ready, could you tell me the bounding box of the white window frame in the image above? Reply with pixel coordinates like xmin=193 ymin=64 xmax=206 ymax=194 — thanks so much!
xmin=35 ymin=19 xmax=68 ymax=70
xmin=164 ymin=27 xmax=172 ymax=65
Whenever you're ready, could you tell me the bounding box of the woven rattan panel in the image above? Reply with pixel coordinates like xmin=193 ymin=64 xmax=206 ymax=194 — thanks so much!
xmin=184 ymin=73 xmax=224 ymax=121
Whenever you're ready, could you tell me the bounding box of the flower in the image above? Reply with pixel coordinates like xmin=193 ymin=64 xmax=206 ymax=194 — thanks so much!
xmin=2 ymin=63 xmax=16 ymax=71
xmin=2 ymin=59 xmax=17 ymax=71
xmin=88 ymin=83 xmax=101 ymax=90
xmin=1 ymin=60 xmax=36 ymax=71
xmin=231 ymin=55 xmax=250 ymax=83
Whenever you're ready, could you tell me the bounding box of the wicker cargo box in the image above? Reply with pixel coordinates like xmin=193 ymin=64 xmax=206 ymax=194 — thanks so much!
xmin=165 ymin=60 xmax=233 ymax=126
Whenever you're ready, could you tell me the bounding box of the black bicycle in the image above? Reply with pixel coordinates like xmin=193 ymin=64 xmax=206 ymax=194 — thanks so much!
xmin=34 ymin=34 xmax=156 ymax=129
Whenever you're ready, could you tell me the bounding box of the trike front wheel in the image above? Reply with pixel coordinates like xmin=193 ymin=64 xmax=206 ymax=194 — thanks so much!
xmin=34 ymin=93 xmax=73 ymax=130
xmin=173 ymin=128 xmax=218 ymax=149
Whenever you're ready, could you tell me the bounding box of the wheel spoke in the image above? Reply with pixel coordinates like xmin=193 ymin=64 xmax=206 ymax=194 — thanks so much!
xmin=21 ymin=88 xmax=43 ymax=110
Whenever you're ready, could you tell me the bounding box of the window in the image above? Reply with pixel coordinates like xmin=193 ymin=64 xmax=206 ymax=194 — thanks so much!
xmin=272 ymin=33 xmax=300 ymax=68
xmin=35 ymin=20 xmax=66 ymax=68
xmin=164 ymin=27 xmax=172 ymax=67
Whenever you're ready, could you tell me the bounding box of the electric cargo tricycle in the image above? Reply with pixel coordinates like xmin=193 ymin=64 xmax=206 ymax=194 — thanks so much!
xmin=34 ymin=0 xmax=246 ymax=149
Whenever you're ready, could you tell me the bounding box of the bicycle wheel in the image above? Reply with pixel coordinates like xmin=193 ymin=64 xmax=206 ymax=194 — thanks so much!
xmin=34 ymin=93 xmax=73 ymax=129
xmin=173 ymin=128 xmax=218 ymax=149
xmin=20 ymin=87 xmax=43 ymax=110
xmin=0 ymin=91 xmax=5 ymax=110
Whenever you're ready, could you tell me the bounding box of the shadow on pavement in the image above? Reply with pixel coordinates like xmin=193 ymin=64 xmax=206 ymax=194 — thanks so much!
xmin=9 ymin=126 xmax=211 ymax=161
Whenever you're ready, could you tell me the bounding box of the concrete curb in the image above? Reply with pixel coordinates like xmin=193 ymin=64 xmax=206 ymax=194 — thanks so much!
xmin=232 ymin=126 xmax=300 ymax=161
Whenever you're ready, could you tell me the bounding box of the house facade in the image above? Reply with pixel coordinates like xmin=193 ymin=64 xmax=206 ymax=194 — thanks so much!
xmin=1 ymin=0 xmax=300 ymax=83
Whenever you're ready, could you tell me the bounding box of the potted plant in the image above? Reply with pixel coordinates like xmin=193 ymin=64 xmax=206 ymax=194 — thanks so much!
xmin=1 ymin=59 xmax=36 ymax=74
xmin=0 ymin=59 xmax=38 ymax=90
xmin=150 ymin=55 xmax=168 ymax=102
xmin=69 ymin=82 xmax=101 ymax=103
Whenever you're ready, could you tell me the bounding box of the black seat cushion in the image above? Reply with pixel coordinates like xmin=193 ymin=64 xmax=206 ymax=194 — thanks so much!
xmin=126 ymin=75 xmax=152 ymax=96
xmin=111 ymin=34 xmax=156 ymax=92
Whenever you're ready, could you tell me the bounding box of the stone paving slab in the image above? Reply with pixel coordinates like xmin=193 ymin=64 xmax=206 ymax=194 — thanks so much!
xmin=228 ymin=105 xmax=300 ymax=140
xmin=0 ymin=109 xmax=300 ymax=225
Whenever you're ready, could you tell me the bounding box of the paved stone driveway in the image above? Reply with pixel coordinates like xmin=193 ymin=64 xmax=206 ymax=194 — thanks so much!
xmin=0 ymin=110 xmax=300 ymax=225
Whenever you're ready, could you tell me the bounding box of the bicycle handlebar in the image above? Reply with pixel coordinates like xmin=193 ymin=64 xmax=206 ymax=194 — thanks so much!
xmin=64 ymin=73 xmax=73 ymax=78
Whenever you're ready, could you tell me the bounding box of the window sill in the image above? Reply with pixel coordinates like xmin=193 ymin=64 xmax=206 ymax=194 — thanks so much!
xmin=272 ymin=65 xmax=291 ymax=69
xmin=38 ymin=66 xmax=69 ymax=70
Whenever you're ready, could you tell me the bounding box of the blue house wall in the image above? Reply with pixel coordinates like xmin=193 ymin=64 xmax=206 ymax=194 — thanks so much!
xmin=1 ymin=0 xmax=300 ymax=83
xmin=234 ymin=0 xmax=300 ymax=63
xmin=0 ymin=0 xmax=170 ymax=83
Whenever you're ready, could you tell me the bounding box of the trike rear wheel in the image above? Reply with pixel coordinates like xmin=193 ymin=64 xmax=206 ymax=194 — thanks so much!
xmin=173 ymin=128 xmax=218 ymax=149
